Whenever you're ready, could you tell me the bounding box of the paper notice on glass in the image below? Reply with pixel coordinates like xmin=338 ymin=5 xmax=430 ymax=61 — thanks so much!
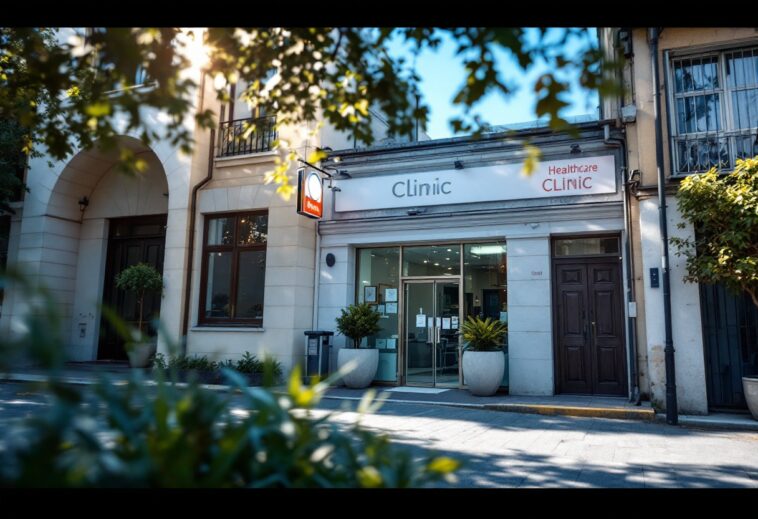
xmin=442 ymin=317 xmax=451 ymax=330
xmin=386 ymin=338 xmax=397 ymax=349
xmin=386 ymin=303 xmax=397 ymax=314
xmin=435 ymin=317 xmax=441 ymax=328
xmin=385 ymin=288 xmax=397 ymax=302
xmin=451 ymin=316 xmax=459 ymax=329
xmin=416 ymin=314 xmax=426 ymax=328
xmin=427 ymin=317 xmax=434 ymax=328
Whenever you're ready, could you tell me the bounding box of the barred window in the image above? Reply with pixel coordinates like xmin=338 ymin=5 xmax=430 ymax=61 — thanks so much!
xmin=669 ymin=46 xmax=758 ymax=175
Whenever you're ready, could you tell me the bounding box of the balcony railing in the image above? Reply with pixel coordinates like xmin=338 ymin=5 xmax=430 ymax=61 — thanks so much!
xmin=217 ymin=116 xmax=277 ymax=158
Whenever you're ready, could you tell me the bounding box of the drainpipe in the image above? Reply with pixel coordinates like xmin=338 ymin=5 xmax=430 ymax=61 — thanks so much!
xmin=312 ymin=222 xmax=321 ymax=330
xmin=604 ymin=124 xmax=641 ymax=405
xmin=181 ymin=127 xmax=215 ymax=354
xmin=650 ymin=27 xmax=678 ymax=425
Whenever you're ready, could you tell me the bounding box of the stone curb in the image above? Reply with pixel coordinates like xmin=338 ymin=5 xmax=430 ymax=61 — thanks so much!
xmin=654 ymin=413 xmax=758 ymax=431
xmin=482 ymin=403 xmax=656 ymax=421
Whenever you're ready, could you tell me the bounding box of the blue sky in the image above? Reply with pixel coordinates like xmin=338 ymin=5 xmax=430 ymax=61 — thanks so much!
xmin=388 ymin=28 xmax=601 ymax=139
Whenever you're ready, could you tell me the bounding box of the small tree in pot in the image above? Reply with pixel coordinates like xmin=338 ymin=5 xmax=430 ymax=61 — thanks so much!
xmin=335 ymin=303 xmax=381 ymax=389
xmin=461 ymin=316 xmax=507 ymax=396
xmin=115 ymin=263 xmax=164 ymax=368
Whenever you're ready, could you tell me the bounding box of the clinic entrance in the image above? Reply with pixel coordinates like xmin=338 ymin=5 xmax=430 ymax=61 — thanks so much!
xmin=355 ymin=241 xmax=507 ymax=388
xmin=402 ymin=279 xmax=462 ymax=387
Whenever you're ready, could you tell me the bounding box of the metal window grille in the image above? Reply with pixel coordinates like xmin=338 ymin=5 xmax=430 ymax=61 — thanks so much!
xmin=669 ymin=46 xmax=758 ymax=175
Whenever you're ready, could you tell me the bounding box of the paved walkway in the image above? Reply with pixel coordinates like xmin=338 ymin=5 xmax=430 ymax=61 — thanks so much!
xmin=2 ymin=362 xmax=757 ymax=431
xmin=310 ymin=398 xmax=758 ymax=488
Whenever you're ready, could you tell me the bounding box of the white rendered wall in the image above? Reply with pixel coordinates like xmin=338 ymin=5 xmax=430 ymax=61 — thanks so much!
xmin=186 ymin=159 xmax=317 ymax=374
xmin=639 ymin=196 xmax=708 ymax=414
xmin=506 ymin=236 xmax=554 ymax=395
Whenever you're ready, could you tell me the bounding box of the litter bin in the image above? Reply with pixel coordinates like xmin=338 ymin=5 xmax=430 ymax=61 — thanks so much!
xmin=304 ymin=331 xmax=333 ymax=382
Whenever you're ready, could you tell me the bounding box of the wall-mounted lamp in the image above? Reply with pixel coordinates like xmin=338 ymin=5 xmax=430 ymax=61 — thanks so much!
xmin=454 ymin=160 xmax=464 ymax=170
xmin=570 ymin=144 xmax=582 ymax=154
xmin=78 ymin=196 xmax=89 ymax=212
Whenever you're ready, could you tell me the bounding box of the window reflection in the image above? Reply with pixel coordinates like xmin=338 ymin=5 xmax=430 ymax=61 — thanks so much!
xmin=463 ymin=242 xmax=507 ymax=341
xmin=356 ymin=247 xmax=400 ymax=382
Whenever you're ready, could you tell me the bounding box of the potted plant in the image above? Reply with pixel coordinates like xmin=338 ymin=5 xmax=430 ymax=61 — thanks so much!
xmin=115 ymin=263 xmax=164 ymax=368
xmin=743 ymin=375 xmax=758 ymax=421
xmin=461 ymin=316 xmax=507 ymax=396
xmin=335 ymin=303 xmax=381 ymax=388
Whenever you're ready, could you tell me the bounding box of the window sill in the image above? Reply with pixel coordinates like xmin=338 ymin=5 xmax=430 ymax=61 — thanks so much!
xmin=190 ymin=326 xmax=265 ymax=333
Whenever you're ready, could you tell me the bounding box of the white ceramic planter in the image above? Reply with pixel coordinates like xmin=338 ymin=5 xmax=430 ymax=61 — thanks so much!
xmin=127 ymin=341 xmax=157 ymax=368
xmin=743 ymin=376 xmax=758 ymax=420
xmin=337 ymin=348 xmax=379 ymax=389
xmin=463 ymin=350 xmax=505 ymax=396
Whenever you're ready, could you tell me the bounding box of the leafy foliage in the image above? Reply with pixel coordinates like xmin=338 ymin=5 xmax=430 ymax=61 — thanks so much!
xmin=335 ymin=303 xmax=382 ymax=348
xmin=115 ymin=262 xmax=163 ymax=293
xmin=0 ymin=269 xmax=460 ymax=487
xmin=0 ymin=27 xmax=621 ymax=199
xmin=153 ymin=351 xmax=283 ymax=377
xmin=671 ymin=156 xmax=758 ymax=307
xmin=114 ymin=263 xmax=163 ymax=335
xmin=461 ymin=316 xmax=507 ymax=352
xmin=0 ymin=119 xmax=27 ymax=206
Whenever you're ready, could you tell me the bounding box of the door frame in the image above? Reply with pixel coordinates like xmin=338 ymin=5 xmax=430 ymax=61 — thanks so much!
xmin=551 ymin=235 xmax=627 ymax=396
xmin=98 ymin=214 xmax=167 ymax=360
xmin=399 ymin=277 xmax=463 ymax=387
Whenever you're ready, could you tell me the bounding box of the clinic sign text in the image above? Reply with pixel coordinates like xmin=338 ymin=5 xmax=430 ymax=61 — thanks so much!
xmin=334 ymin=155 xmax=616 ymax=212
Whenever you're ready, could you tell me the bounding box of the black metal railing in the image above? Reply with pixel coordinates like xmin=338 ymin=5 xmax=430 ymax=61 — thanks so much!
xmin=217 ymin=116 xmax=277 ymax=157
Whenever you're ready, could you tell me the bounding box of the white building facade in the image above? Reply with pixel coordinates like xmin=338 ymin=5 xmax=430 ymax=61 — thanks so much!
xmin=314 ymin=123 xmax=639 ymax=397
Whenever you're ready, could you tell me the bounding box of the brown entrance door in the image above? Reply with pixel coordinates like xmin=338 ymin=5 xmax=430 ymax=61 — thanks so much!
xmin=554 ymin=259 xmax=627 ymax=395
xmin=98 ymin=215 xmax=167 ymax=360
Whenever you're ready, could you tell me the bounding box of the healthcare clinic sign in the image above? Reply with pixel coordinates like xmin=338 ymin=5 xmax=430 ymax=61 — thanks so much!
xmin=334 ymin=155 xmax=617 ymax=212
xmin=297 ymin=168 xmax=323 ymax=219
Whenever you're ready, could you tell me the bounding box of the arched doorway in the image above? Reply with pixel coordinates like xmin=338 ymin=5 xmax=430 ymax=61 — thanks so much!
xmin=46 ymin=136 xmax=169 ymax=361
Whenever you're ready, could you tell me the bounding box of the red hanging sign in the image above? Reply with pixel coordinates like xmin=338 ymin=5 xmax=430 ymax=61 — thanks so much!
xmin=297 ymin=168 xmax=323 ymax=219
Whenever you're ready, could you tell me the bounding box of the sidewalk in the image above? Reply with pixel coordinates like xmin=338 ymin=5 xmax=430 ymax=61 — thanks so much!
xmin=2 ymin=363 xmax=757 ymax=431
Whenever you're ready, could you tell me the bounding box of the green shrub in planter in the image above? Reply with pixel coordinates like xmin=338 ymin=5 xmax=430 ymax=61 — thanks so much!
xmin=461 ymin=316 xmax=507 ymax=351
xmin=335 ymin=303 xmax=381 ymax=348
xmin=153 ymin=352 xmax=283 ymax=386
xmin=114 ymin=263 xmax=163 ymax=338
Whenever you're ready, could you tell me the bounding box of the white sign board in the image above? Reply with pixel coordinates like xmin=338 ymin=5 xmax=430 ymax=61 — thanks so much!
xmin=334 ymin=155 xmax=616 ymax=212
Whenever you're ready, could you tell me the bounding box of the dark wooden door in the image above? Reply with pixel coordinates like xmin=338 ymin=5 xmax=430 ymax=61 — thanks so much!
xmin=701 ymin=283 xmax=758 ymax=409
xmin=98 ymin=215 xmax=166 ymax=360
xmin=554 ymin=260 xmax=627 ymax=395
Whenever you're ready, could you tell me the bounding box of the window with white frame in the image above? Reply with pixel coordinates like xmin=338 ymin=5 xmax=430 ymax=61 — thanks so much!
xmin=668 ymin=46 xmax=758 ymax=175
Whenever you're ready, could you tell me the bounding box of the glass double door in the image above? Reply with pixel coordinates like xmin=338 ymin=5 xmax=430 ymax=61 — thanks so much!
xmin=404 ymin=280 xmax=461 ymax=387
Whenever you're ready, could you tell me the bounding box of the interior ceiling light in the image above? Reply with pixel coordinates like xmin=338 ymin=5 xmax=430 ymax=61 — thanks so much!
xmin=469 ymin=245 xmax=507 ymax=255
